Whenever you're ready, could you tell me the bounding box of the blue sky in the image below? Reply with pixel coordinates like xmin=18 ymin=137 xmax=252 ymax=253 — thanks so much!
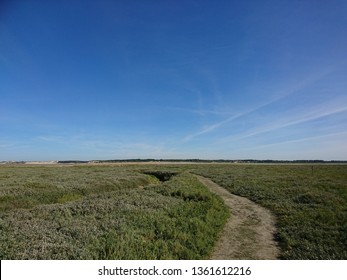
xmin=1 ymin=0 xmax=347 ymax=161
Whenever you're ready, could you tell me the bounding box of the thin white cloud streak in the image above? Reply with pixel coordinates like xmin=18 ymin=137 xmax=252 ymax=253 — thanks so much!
xmin=182 ymin=65 xmax=340 ymax=142
xmin=183 ymin=89 xmax=309 ymax=142
xmin=37 ymin=134 xmax=122 ymax=149
xmin=165 ymin=106 xmax=232 ymax=116
xmin=0 ymin=143 xmax=12 ymax=148
xmin=236 ymin=131 xmax=347 ymax=152
xmin=228 ymin=105 xmax=347 ymax=141
xmin=182 ymin=90 xmax=295 ymax=142
xmin=183 ymin=111 xmax=249 ymax=142
xmin=37 ymin=136 xmax=66 ymax=143
xmin=205 ymin=131 xmax=347 ymax=160
xmin=274 ymin=131 xmax=347 ymax=145
xmin=35 ymin=134 xmax=178 ymax=159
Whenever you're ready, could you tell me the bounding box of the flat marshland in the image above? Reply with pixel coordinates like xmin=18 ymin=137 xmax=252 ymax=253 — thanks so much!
xmin=0 ymin=163 xmax=346 ymax=259
xmin=0 ymin=165 xmax=228 ymax=259
xmin=190 ymin=164 xmax=347 ymax=259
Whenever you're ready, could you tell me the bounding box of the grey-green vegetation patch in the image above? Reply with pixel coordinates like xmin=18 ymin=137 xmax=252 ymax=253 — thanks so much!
xmin=2 ymin=163 xmax=345 ymax=260
xmin=189 ymin=164 xmax=347 ymax=260
xmin=0 ymin=165 xmax=228 ymax=259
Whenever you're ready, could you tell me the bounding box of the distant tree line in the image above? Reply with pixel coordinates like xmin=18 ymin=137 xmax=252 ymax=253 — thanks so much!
xmin=2 ymin=159 xmax=347 ymax=164
xmin=83 ymin=159 xmax=347 ymax=164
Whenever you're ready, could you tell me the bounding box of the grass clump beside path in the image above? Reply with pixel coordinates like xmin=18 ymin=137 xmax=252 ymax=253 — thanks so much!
xmin=0 ymin=165 xmax=228 ymax=259
xmin=190 ymin=164 xmax=347 ymax=259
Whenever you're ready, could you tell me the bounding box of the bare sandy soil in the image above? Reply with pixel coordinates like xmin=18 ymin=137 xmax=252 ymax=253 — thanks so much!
xmin=196 ymin=175 xmax=280 ymax=260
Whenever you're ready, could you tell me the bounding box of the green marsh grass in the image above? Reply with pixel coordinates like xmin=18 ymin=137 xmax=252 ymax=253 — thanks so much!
xmin=189 ymin=164 xmax=347 ymax=259
xmin=0 ymin=165 xmax=228 ymax=259
xmin=1 ymin=163 xmax=345 ymax=259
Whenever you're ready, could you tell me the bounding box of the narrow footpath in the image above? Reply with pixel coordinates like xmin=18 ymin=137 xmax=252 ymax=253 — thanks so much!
xmin=196 ymin=175 xmax=280 ymax=260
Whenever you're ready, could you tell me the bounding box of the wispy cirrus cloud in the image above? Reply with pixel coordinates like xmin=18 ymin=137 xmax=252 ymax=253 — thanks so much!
xmin=164 ymin=106 xmax=232 ymax=116
xmin=235 ymin=131 xmax=347 ymax=152
xmin=0 ymin=143 xmax=12 ymax=148
xmin=35 ymin=133 xmax=180 ymax=160
xmin=214 ymin=130 xmax=347 ymax=160
xmin=182 ymin=64 xmax=343 ymax=143
xmin=182 ymin=93 xmax=300 ymax=142
xmin=227 ymin=104 xmax=347 ymax=141
xmin=36 ymin=135 xmax=66 ymax=143
xmin=269 ymin=131 xmax=347 ymax=146
xmin=183 ymin=111 xmax=249 ymax=142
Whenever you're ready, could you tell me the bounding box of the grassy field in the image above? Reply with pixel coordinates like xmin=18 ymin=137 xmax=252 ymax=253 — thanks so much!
xmin=0 ymin=163 xmax=346 ymax=259
xmin=189 ymin=164 xmax=347 ymax=259
xmin=0 ymin=165 xmax=228 ymax=259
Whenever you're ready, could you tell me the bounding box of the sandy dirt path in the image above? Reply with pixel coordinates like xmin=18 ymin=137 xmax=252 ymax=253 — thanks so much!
xmin=196 ymin=175 xmax=280 ymax=260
